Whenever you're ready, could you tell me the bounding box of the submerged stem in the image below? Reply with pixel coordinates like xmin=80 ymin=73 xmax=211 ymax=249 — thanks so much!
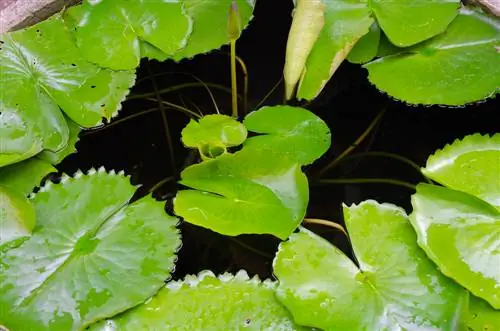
xmin=316 ymin=178 xmax=416 ymax=190
xmin=303 ymin=218 xmax=348 ymax=236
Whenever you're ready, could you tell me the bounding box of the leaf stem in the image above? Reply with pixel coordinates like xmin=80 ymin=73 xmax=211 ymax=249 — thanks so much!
xmin=146 ymin=98 xmax=201 ymax=119
xmin=230 ymin=39 xmax=238 ymax=118
xmin=128 ymin=82 xmax=235 ymax=101
xmin=316 ymin=178 xmax=416 ymax=190
xmin=303 ymin=218 xmax=348 ymax=236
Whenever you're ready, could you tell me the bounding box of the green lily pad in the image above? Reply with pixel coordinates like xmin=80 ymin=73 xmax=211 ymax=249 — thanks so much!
xmin=347 ymin=22 xmax=381 ymax=64
xmin=465 ymin=295 xmax=500 ymax=331
xmin=172 ymin=0 xmax=255 ymax=61
xmin=0 ymin=168 xmax=181 ymax=331
xmin=175 ymin=149 xmax=308 ymax=239
xmin=38 ymin=118 xmax=81 ymax=165
xmin=273 ymin=201 xmax=468 ymax=330
xmin=88 ymin=270 xmax=306 ymax=331
xmin=181 ymin=114 xmax=247 ymax=159
xmin=68 ymin=0 xmax=192 ymax=70
xmin=0 ymin=158 xmax=56 ymax=196
xmin=0 ymin=186 xmax=36 ymax=247
xmin=410 ymin=183 xmax=500 ymax=308
xmin=365 ymin=9 xmax=500 ymax=106
xmin=423 ymin=133 xmax=500 ymax=208
xmin=243 ymin=106 xmax=331 ymax=165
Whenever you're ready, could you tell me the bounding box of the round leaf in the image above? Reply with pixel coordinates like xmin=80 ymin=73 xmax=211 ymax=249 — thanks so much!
xmin=423 ymin=133 xmax=500 ymax=208
xmin=365 ymin=9 xmax=500 ymax=106
xmin=347 ymin=21 xmax=381 ymax=64
xmin=69 ymin=0 xmax=192 ymax=70
xmin=0 ymin=158 xmax=56 ymax=196
xmin=243 ymin=106 xmax=331 ymax=165
xmin=273 ymin=201 xmax=468 ymax=330
xmin=410 ymin=183 xmax=500 ymax=308
xmin=88 ymin=270 xmax=305 ymax=330
xmin=0 ymin=168 xmax=181 ymax=331
xmin=0 ymin=186 xmax=36 ymax=247
xmin=38 ymin=118 xmax=81 ymax=165
xmin=172 ymin=0 xmax=255 ymax=61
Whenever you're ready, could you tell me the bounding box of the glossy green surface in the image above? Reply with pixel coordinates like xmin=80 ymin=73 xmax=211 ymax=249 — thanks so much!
xmin=181 ymin=114 xmax=247 ymax=158
xmin=243 ymin=106 xmax=331 ymax=165
xmin=88 ymin=270 xmax=306 ymax=331
xmin=273 ymin=201 xmax=467 ymax=330
xmin=173 ymin=0 xmax=255 ymax=61
xmin=0 ymin=158 xmax=56 ymax=195
xmin=175 ymin=149 xmax=308 ymax=239
xmin=347 ymin=22 xmax=381 ymax=64
xmin=68 ymin=0 xmax=192 ymax=70
xmin=0 ymin=169 xmax=181 ymax=331
xmin=423 ymin=133 xmax=500 ymax=208
xmin=464 ymin=295 xmax=500 ymax=331
xmin=365 ymin=9 xmax=500 ymax=106
xmin=38 ymin=118 xmax=81 ymax=165
xmin=0 ymin=186 xmax=36 ymax=246
xmin=410 ymin=184 xmax=500 ymax=308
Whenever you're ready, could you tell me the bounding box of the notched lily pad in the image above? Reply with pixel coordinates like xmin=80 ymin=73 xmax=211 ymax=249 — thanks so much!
xmin=243 ymin=106 xmax=331 ymax=165
xmin=273 ymin=201 xmax=468 ymax=330
xmin=88 ymin=270 xmax=305 ymax=330
xmin=0 ymin=168 xmax=181 ymax=331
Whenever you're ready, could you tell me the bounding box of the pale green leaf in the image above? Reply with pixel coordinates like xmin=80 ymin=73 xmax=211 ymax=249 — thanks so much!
xmin=243 ymin=106 xmax=331 ymax=165
xmin=0 ymin=158 xmax=56 ymax=195
xmin=38 ymin=118 xmax=81 ymax=165
xmin=423 ymin=133 xmax=500 ymax=208
xmin=410 ymin=183 xmax=500 ymax=308
xmin=172 ymin=0 xmax=255 ymax=61
xmin=0 ymin=186 xmax=36 ymax=246
xmin=464 ymin=295 xmax=500 ymax=331
xmin=0 ymin=169 xmax=181 ymax=331
xmin=273 ymin=201 xmax=468 ymax=330
xmin=365 ymin=9 xmax=500 ymax=106
xmin=68 ymin=0 xmax=192 ymax=70
xmin=347 ymin=21 xmax=381 ymax=64
xmin=88 ymin=270 xmax=306 ymax=331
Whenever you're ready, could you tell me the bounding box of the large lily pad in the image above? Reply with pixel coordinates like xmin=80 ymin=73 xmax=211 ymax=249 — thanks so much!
xmin=365 ymin=9 xmax=500 ymax=106
xmin=172 ymin=0 xmax=255 ymax=61
xmin=423 ymin=133 xmax=500 ymax=208
xmin=410 ymin=184 xmax=500 ymax=309
xmin=67 ymin=0 xmax=192 ymax=70
xmin=243 ymin=106 xmax=331 ymax=165
xmin=0 ymin=168 xmax=181 ymax=331
xmin=0 ymin=15 xmax=135 ymax=167
xmin=273 ymin=201 xmax=468 ymax=330
xmin=174 ymin=149 xmax=308 ymax=239
xmin=88 ymin=270 xmax=306 ymax=330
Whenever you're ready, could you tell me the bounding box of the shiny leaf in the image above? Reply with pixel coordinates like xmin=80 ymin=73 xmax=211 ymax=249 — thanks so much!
xmin=0 ymin=186 xmax=36 ymax=246
xmin=273 ymin=201 xmax=468 ymax=330
xmin=175 ymin=149 xmax=308 ymax=239
xmin=38 ymin=118 xmax=81 ymax=165
xmin=464 ymin=295 xmax=500 ymax=331
xmin=243 ymin=106 xmax=331 ymax=165
xmin=88 ymin=270 xmax=306 ymax=331
xmin=365 ymin=9 xmax=500 ymax=106
xmin=423 ymin=133 xmax=500 ymax=208
xmin=68 ymin=0 xmax=192 ymax=70
xmin=410 ymin=183 xmax=500 ymax=308
xmin=0 ymin=168 xmax=181 ymax=331
xmin=0 ymin=158 xmax=56 ymax=195
xmin=347 ymin=22 xmax=381 ymax=64
xmin=172 ymin=0 xmax=255 ymax=61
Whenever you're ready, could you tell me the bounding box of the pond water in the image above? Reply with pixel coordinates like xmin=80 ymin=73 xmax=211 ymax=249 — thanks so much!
xmin=58 ymin=0 xmax=499 ymax=280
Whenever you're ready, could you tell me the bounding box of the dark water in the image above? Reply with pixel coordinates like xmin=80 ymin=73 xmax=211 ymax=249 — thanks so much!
xmin=59 ymin=0 xmax=499 ymax=279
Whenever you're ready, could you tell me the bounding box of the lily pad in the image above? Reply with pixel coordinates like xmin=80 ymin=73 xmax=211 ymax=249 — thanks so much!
xmin=365 ymin=9 xmax=500 ymax=106
xmin=410 ymin=183 xmax=500 ymax=308
xmin=423 ymin=133 xmax=500 ymax=208
xmin=68 ymin=0 xmax=192 ymax=70
xmin=464 ymin=295 xmax=500 ymax=331
xmin=175 ymin=149 xmax=308 ymax=239
xmin=181 ymin=114 xmax=247 ymax=159
xmin=347 ymin=22 xmax=381 ymax=64
xmin=0 ymin=168 xmax=181 ymax=331
xmin=243 ymin=106 xmax=331 ymax=165
xmin=0 ymin=186 xmax=36 ymax=247
xmin=273 ymin=201 xmax=468 ymax=330
xmin=88 ymin=270 xmax=305 ymax=331
xmin=38 ymin=118 xmax=81 ymax=165
xmin=172 ymin=0 xmax=255 ymax=61
xmin=0 ymin=158 xmax=56 ymax=195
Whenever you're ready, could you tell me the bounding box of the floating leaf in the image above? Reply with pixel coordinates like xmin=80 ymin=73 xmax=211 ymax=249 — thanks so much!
xmin=175 ymin=149 xmax=308 ymax=239
xmin=464 ymin=295 xmax=500 ymax=331
xmin=423 ymin=133 xmax=500 ymax=208
xmin=0 ymin=186 xmax=36 ymax=247
xmin=365 ymin=9 xmax=500 ymax=106
xmin=38 ymin=118 xmax=81 ymax=165
xmin=172 ymin=0 xmax=255 ymax=61
xmin=68 ymin=0 xmax=192 ymax=70
xmin=88 ymin=270 xmax=305 ymax=330
xmin=243 ymin=106 xmax=331 ymax=165
xmin=0 ymin=158 xmax=56 ymax=195
xmin=273 ymin=201 xmax=468 ymax=330
xmin=347 ymin=21 xmax=381 ymax=64
xmin=0 ymin=169 xmax=181 ymax=331
xmin=410 ymin=183 xmax=500 ymax=308
xmin=181 ymin=114 xmax=247 ymax=159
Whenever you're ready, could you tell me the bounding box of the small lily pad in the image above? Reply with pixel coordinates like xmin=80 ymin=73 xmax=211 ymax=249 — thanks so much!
xmin=0 ymin=158 xmax=56 ymax=195
xmin=243 ymin=106 xmax=331 ymax=165
xmin=88 ymin=270 xmax=305 ymax=331
xmin=273 ymin=201 xmax=467 ymax=330
xmin=347 ymin=21 xmax=381 ymax=64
